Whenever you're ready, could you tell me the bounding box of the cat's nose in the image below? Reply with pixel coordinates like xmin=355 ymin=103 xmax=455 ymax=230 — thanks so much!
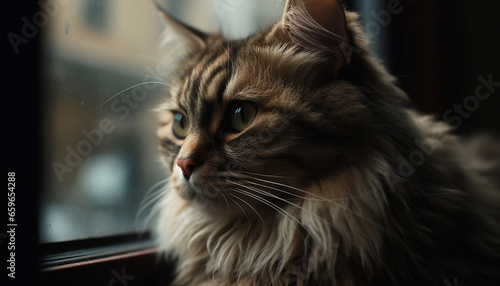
xmin=177 ymin=157 xmax=199 ymax=180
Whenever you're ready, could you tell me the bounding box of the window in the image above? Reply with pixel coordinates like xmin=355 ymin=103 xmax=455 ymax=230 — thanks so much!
xmin=40 ymin=0 xmax=168 ymax=243
xmin=35 ymin=1 xmax=285 ymax=283
xmin=4 ymin=0 xmax=497 ymax=285
xmin=39 ymin=0 xmax=285 ymax=245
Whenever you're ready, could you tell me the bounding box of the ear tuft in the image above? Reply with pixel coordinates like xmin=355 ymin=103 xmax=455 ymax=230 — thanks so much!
xmin=155 ymin=2 xmax=206 ymax=56
xmin=282 ymin=0 xmax=352 ymax=75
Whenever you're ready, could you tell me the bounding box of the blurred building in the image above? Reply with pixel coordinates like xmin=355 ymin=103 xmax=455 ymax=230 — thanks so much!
xmin=41 ymin=0 xmax=171 ymax=242
xmin=40 ymin=0 xmax=285 ymax=242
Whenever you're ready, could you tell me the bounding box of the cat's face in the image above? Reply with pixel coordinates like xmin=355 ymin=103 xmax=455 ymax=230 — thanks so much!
xmin=157 ymin=0 xmax=373 ymax=215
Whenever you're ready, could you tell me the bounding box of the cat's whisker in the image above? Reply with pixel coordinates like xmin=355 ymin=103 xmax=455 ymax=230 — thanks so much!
xmin=227 ymin=42 xmax=230 ymax=72
xmin=238 ymin=170 xmax=290 ymax=179
xmin=228 ymin=192 xmax=264 ymax=224
xmin=137 ymin=178 xmax=169 ymax=215
xmin=219 ymin=192 xmax=231 ymax=218
xmin=141 ymin=74 xmax=165 ymax=82
xmin=138 ymin=54 xmax=181 ymax=80
xmin=135 ymin=178 xmax=170 ymax=232
xmin=218 ymin=43 xmax=234 ymax=71
xmin=227 ymin=195 xmax=251 ymax=225
xmin=231 ymin=188 xmax=313 ymax=239
xmin=228 ymin=179 xmax=396 ymax=240
xmin=243 ymin=179 xmax=325 ymax=202
xmin=243 ymin=174 xmax=381 ymax=202
xmin=242 ymin=175 xmax=332 ymax=201
xmin=234 ymin=180 xmax=339 ymax=230
xmin=93 ymin=81 xmax=171 ymax=110
xmin=138 ymin=54 xmax=170 ymax=68
xmin=138 ymin=191 xmax=165 ymax=232
xmin=137 ymin=188 xmax=165 ymax=220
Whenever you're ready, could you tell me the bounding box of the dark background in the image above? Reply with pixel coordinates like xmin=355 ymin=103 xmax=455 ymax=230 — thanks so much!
xmin=3 ymin=1 xmax=500 ymax=285
xmin=345 ymin=0 xmax=500 ymax=135
xmin=3 ymin=1 xmax=40 ymax=285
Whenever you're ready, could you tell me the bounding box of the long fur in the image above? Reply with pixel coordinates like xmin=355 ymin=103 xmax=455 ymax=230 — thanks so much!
xmin=153 ymin=1 xmax=500 ymax=285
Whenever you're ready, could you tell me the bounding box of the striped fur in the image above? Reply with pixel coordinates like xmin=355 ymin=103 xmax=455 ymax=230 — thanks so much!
xmin=154 ymin=1 xmax=500 ymax=285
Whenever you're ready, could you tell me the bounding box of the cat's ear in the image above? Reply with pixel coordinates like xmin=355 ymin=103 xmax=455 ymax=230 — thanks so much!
xmin=155 ymin=2 xmax=207 ymax=54
xmin=282 ymin=0 xmax=352 ymax=75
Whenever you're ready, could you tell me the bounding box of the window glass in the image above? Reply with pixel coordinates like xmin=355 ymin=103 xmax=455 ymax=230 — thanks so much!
xmin=41 ymin=0 xmax=167 ymax=242
xmin=40 ymin=0 xmax=283 ymax=242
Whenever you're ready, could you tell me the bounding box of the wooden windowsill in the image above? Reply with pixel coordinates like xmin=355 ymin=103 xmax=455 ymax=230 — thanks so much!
xmin=40 ymin=233 xmax=175 ymax=285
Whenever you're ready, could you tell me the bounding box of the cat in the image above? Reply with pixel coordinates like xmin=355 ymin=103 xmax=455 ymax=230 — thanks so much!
xmin=152 ymin=0 xmax=500 ymax=285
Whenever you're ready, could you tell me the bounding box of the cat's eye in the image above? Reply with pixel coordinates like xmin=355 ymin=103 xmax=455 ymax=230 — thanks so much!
xmin=228 ymin=101 xmax=258 ymax=133
xmin=172 ymin=112 xmax=189 ymax=139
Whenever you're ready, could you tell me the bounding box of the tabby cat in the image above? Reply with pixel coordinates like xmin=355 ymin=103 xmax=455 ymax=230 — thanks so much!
xmin=153 ymin=0 xmax=500 ymax=285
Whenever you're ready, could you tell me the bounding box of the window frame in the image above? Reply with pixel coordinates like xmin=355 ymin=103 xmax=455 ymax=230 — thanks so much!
xmin=40 ymin=232 xmax=175 ymax=285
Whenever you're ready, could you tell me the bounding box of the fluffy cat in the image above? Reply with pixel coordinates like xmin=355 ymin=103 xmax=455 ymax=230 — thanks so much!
xmin=153 ymin=0 xmax=500 ymax=285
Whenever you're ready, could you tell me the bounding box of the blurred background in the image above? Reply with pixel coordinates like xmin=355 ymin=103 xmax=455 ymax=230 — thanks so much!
xmin=40 ymin=0 xmax=166 ymax=242
xmin=39 ymin=0 xmax=285 ymax=243
xmin=38 ymin=0 xmax=500 ymax=243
